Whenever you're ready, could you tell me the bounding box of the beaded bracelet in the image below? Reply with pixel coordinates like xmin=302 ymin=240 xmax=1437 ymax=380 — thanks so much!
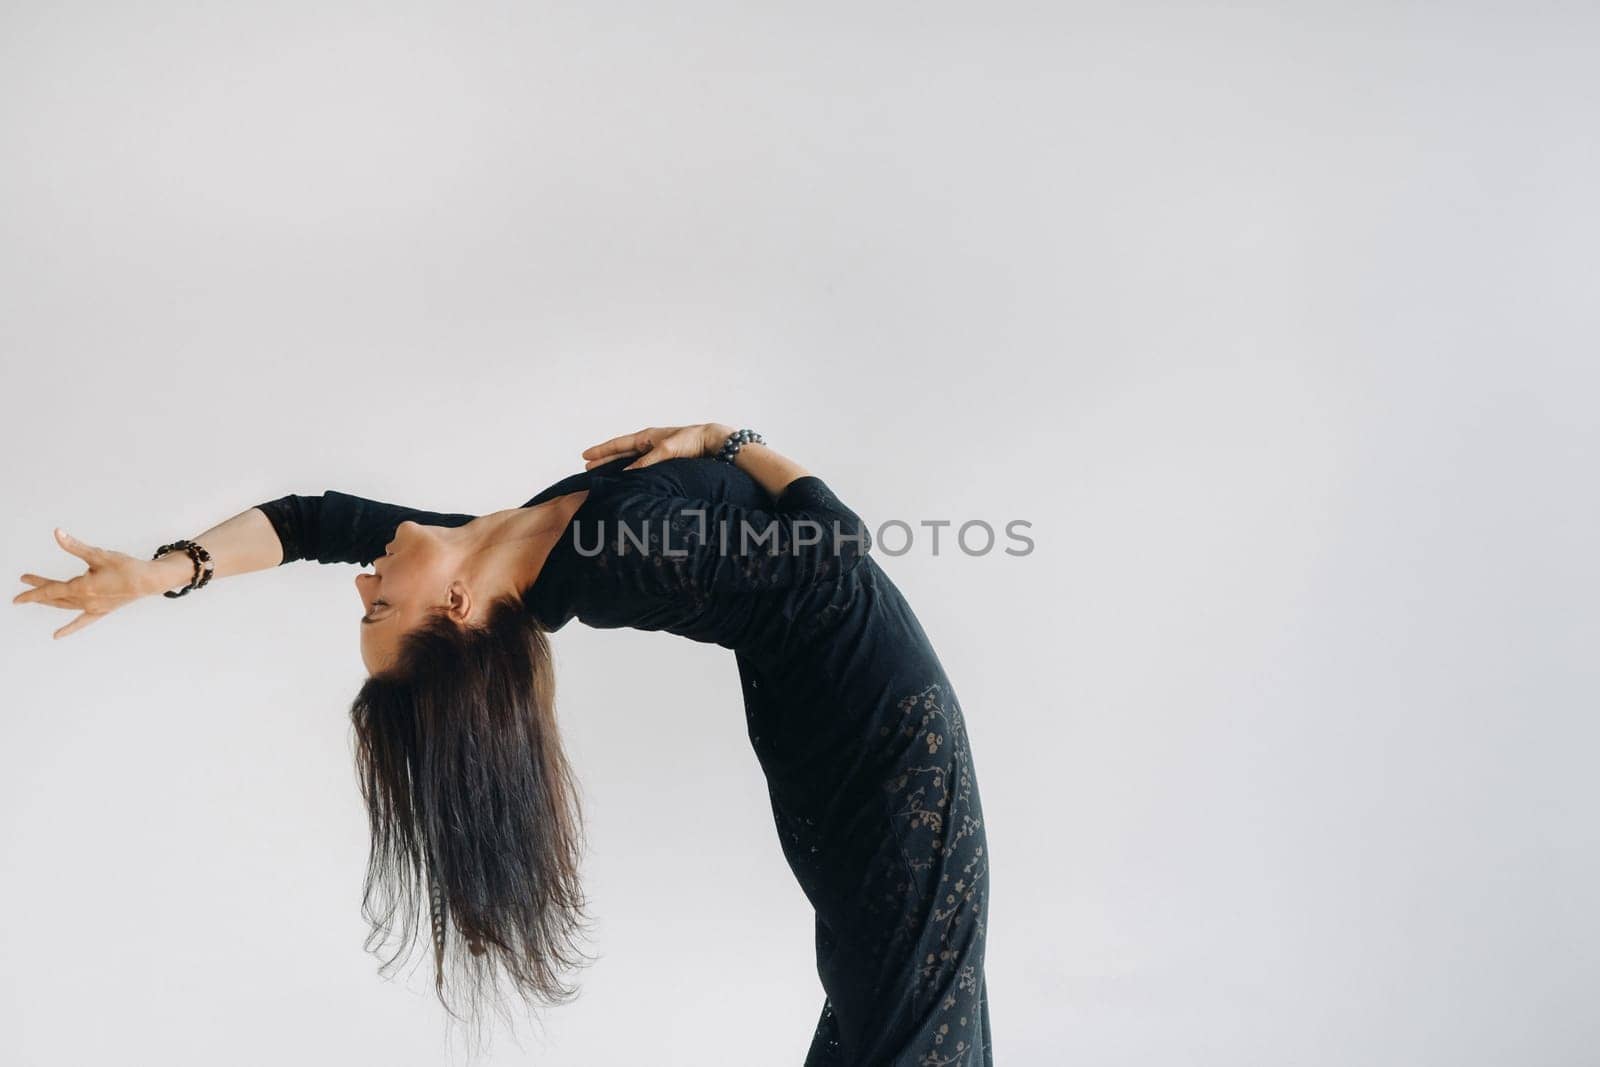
xmin=151 ymin=538 xmax=215 ymax=598
xmin=714 ymin=427 xmax=765 ymax=463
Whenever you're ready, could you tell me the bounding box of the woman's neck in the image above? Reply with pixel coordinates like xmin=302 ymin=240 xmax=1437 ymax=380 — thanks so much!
xmin=456 ymin=490 xmax=590 ymax=607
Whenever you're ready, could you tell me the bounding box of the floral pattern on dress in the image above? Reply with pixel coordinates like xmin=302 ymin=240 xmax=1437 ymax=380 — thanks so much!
xmin=806 ymin=681 xmax=992 ymax=1066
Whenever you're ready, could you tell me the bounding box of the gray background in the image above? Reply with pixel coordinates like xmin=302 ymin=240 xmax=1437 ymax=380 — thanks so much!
xmin=3 ymin=2 xmax=1595 ymax=1064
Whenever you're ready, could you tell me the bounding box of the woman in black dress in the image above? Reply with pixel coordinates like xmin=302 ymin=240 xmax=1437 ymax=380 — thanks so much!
xmin=13 ymin=422 xmax=993 ymax=1065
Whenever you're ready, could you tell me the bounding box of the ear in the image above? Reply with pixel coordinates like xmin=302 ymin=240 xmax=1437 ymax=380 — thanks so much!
xmin=445 ymin=579 xmax=475 ymax=625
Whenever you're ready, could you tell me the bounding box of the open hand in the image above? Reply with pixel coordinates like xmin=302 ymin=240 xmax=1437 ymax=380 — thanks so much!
xmin=12 ymin=528 xmax=160 ymax=640
xmin=581 ymin=423 xmax=732 ymax=472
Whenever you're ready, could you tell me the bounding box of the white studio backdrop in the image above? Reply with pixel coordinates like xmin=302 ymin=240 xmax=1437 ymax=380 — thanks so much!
xmin=2 ymin=3 xmax=1596 ymax=1065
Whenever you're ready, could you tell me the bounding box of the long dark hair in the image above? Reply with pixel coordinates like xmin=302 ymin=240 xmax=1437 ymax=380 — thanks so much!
xmin=348 ymin=590 xmax=594 ymax=1035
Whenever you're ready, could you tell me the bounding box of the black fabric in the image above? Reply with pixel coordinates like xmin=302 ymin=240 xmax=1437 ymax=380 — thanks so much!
xmin=254 ymin=455 xmax=993 ymax=1066
xmin=254 ymin=492 xmax=477 ymax=567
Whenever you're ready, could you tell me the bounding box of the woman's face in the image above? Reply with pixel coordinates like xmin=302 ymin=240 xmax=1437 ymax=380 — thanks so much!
xmin=354 ymin=520 xmax=458 ymax=676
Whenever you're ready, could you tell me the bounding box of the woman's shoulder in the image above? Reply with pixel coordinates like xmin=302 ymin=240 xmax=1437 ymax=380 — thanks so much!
xmin=517 ymin=454 xmax=631 ymax=509
xmin=519 ymin=455 xmax=771 ymax=516
xmin=586 ymin=456 xmax=769 ymax=507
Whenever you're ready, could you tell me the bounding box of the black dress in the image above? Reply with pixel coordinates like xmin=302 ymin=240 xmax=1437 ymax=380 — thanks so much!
xmin=256 ymin=455 xmax=993 ymax=1066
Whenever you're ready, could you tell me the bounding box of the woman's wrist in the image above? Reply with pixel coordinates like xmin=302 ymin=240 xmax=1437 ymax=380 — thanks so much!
xmin=702 ymin=426 xmax=811 ymax=494
xmin=139 ymin=552 xmax=198 ymax=597
xmin=699 ymin=423 xmax=735 ymax=457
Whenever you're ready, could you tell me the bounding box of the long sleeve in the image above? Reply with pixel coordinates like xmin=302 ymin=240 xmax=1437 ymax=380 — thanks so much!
xmin=581 ymin=469 xmax=871 ymax=598
xmin=254 ymin=492 xmax=479 ymax=567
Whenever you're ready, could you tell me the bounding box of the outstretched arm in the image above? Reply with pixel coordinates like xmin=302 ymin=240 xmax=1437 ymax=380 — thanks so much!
xmin=11 ymin=506 xmax=282 ymax=641
xmin=13 ymin=494 xmax=476 ymax=640
xmin=254 ymin=492 xmax=478 ymax=567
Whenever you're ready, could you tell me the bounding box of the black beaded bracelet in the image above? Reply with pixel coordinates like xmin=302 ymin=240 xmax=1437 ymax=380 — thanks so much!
xmin=714 ymin=427 xmax=765 ymax=463
xmin=152 ymin=539 xmax=215 ymax=598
